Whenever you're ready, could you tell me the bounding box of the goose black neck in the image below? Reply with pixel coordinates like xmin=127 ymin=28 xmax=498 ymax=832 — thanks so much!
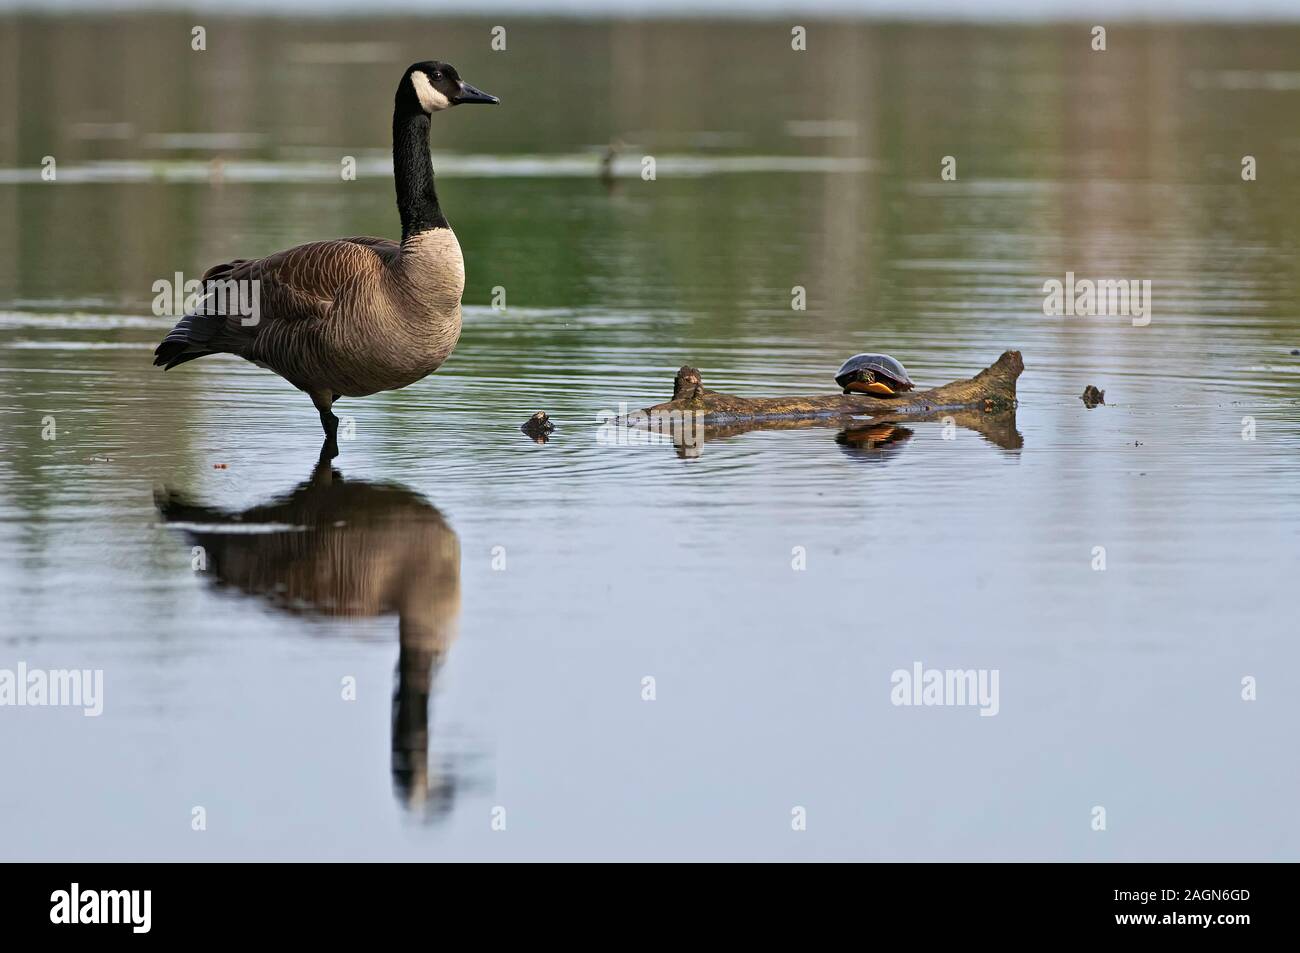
xmin=393 ymin=109 xmax=447 ymax=239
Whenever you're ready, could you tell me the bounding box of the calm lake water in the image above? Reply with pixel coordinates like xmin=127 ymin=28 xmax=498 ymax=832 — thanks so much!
xmin=1 ymin=15 xmax=1299 ymax=860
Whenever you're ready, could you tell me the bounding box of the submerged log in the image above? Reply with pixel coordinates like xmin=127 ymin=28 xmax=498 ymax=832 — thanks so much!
xmin=637 ymin=349 xmax=1023 ymax=426
xmin=604 ymin=350 xmax=1024 ymax=458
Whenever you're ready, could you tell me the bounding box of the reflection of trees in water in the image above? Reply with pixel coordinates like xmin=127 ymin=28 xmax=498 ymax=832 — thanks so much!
xmin=9 ymin=18 xmax=1289 ymax=343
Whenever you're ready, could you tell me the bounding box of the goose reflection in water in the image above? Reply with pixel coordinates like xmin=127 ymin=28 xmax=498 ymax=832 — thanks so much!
xmin=155 ymin=459 xmax=462 ymax=819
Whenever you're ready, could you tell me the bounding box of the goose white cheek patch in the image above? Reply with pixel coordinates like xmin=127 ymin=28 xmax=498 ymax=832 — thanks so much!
xmin=410 ymin=71 xmax=451 ymax=112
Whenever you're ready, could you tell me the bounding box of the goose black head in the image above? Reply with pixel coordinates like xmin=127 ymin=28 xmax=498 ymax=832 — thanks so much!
xmin=400 ymin=61 xmax=499 ymax=115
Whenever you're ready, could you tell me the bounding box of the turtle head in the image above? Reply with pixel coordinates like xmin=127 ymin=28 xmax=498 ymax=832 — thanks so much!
xmin=844 ymin=369 xmax=897 ymax=397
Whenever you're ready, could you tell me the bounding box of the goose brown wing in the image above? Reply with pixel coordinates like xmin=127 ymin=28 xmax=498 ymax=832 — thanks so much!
xmin=340 ymin=236 xmax=401 ymax=265
xmin=153 ymin=238 xmax=395 ymax=368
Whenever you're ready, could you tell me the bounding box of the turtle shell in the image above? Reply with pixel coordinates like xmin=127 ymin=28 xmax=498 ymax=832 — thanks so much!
xmin=834 ymin=353 xmax=915 ymax=392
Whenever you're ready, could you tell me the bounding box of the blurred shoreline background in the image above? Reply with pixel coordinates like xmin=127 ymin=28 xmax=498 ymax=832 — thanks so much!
xmin=5 ymin=0 xmax=1300 ymax=20
xmin=2 ymin=13 xmax=1298 ymax=320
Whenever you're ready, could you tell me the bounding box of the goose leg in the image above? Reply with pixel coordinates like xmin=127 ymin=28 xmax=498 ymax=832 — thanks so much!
xmin=310 ymin=390 xmax=340 ymax=458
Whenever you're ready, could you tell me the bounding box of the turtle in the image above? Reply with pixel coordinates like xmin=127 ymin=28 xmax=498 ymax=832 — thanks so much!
xmin=834 ymin=353 xmax=915 ymax=397
xmin=520 ymin=410 xmax=555 ymax=442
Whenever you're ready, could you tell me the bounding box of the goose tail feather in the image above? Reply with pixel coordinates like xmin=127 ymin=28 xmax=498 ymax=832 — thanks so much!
xmin=153 ymin=305 xmax=227 ymax=369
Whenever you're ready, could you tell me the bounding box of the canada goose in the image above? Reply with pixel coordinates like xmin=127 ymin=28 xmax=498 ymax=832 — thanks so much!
xmin=156 ymin=460 xmax=462 ymax=815
xmin=153 ymin=61 xmax=499 ymax=455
